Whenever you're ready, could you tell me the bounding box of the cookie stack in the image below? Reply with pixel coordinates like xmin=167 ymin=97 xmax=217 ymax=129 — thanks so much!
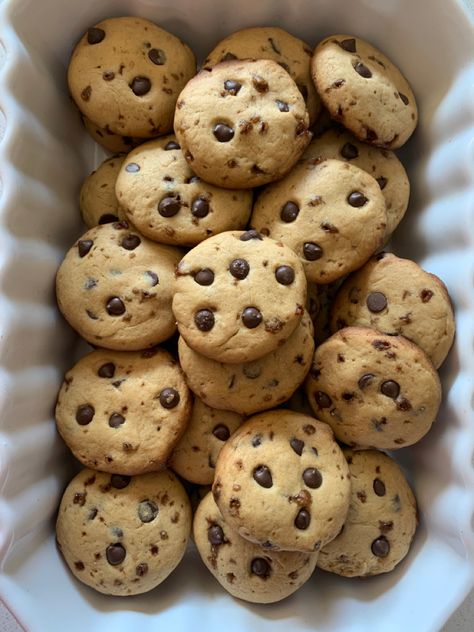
xmin=54 ymin=17 xmax=455 ymax=603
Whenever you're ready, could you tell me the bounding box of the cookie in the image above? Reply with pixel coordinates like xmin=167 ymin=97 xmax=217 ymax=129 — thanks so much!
xmin=303 ymin=128 xmax=410 ymax=239
xmin=68 ymin=17 xmax=196 ymax=137
xmin=172 ymin=230 xmax=307 ymax=363
xmin=330 ymin=252 xmax=455 ymax=368
xmin=56 ymin=468 xmax=191 ymax=596
xmin=115 ymin=136 xmax=252 ymax=246
xmin=56 ymin=221 xmax=181 ymax=350
xmin=169 ymin=397 xmax=244 ymax=485
xmin=212 ymin=410 xmax=351 ymax=552
xmin=55 ymin=347 xmax=191 ymax=475
xmin=203 ymin=26 xmax=321 ymax=125
xmin=80 ymin=156 xmax=126 ymax=228
xmin=174 ymin=59 xmax=311 ymax=189
xmin=82 ymin=116 xmax=146 ymax=153
xmin=318 ymin=449 xmax=418 ymax=577
xmin=305 ymin=326 xmax=442 ymax=449
xmin=311 ymin=35 xmax=418 ymax=149
xmin=251 ymin=158 xmax=387 ymax=283
xmin=193 ymin=491 xmax=318 ymax=603
xmin=178 ymin=310 xmax=314 ymax=415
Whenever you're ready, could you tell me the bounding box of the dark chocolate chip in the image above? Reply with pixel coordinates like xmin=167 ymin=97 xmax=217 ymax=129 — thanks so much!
xmin=340 ymin=38 xmax=356 ymax=52
xmin=121 ymin=234 xmax=141 ymax=250
xmin=366 ymin=291 xmax=387 ymax=313
xmin=194 ymin=268 xmax=214 ymax=286
xmin=280 ymin=201 xmax=299 ymax=222
xmin=373 ymin=478 xmax=386 ymax=496
xmin=399 ymin=92 xmax=409 ymax=105
xmin=194 ymin=309 xmax=215 ymax=332
xmin=276 ymin=100 xmax=289 ymax=112
xmin=290 ymin=438 xmax=304 ymax=456
xmin=148 ymin=48 xmax=166 ymax=65
xmin=191 ymin=197 xmax=210 ymax=218
xmin=138 ymin=500 xmax=158 ymax=523
xmin=371 ymin=536 xmax=390 ymax=557
xmin=253 ymin=465 xmax=273 ymax=488
xmin=208 ymin=524 xmax=225 ymax=545
xmin=98 ymin=362 xmax=115 ymax=378
xmin=240 ymin=229 xmax=262 ymax=241
xmin=80 ymin=86 xmax=91 ymax=101
xmin=358 ymin=373 xmax=375 ymax=389
xmin=212 ymin=424 xmax=230 ymax=441
xmin=229 ymin=258 xmax=250 ymax=280
xmin=78 ymin=239 xmax=93 ymax=257
xmin=109 ymin=413 xmax=125 ymax=428
xmin=315 ymin=391 xmax=332 ymax=408
xmin=251 ymin=557 xmax=271 ymax=579
xmin=213 ymin=123 xmax=234 ymax=142
xmin=125 ymin=162 xmax=140 ymax=173
xmin=98 ymin=213 xmax=118 ymax=224
xmin=224 ymin=79 xmax=241 ymax=95
xmin=106 ymin=543 xmax=126 ymax=565
xmin=303 ymin=242 xmax=323 ymax=261
xmin=303 ymin=467 xmax=322 ymax=488
xmin=294 ymin=508 xmax=311 ymax=530
xmin=341 ymin=142 xmax=359 ymax=159
xmin=353 ymin=61 xmax=372 ymax=78
xmin=251 ymin=434 xmax=262 ymax=447
xmin=376 ymin=176 xmax=388 ymax=190
xmin=136 ymin=563 xmax=148 ymax=577
xmin=87 ymin=27 xmax=105 ymax=45
xmin=380 ymin=380 xmax=400 ymax=399
xmin=275 ymin=265 xmax=295 ymax=285
xmin=159 ymin=388 xmax=180 ymax=409
xmin=241 ymin=307 xmax=262 ymax=329
xmin=130 ymin=76 xmax=151 ymax=96
xmin=103 ymin=71 xmax=115 ymax=81
xmin=165 ymin=140 xmax=180 ymax=150
xmin=252 ymin=76 xmax=269 ymax=93
xmin=145 ymin=270 xmax=159 ymax=286
xmin=420 ymin=289 xmax=434 ymax=303
xmin=76 ymin=404 xmax=94 ymax=425
xmin=347 ymin=191 xmax=368 ymax=207
xmin=106 ymin=297 xmax=125 ymax=316
xmin=110 ymin=474 xmax=131 ymax=489
xmin=158 ymin=196 xmax=181 ymax=217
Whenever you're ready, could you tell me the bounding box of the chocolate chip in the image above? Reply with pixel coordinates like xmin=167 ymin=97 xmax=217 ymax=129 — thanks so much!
xmin=376 ymin=176 xmax=388 ymax=190
xmin=98 ymin=362 xmax=115 ymax=378
xmin=347 ymin=191 xmax=368 ymax=207
xmin=213 ymin=123 xmax=234 ymax=142
xmin=399 ymin=92 xmax=409 ymax=105
xmin=130 ymin=76 xmax=151 ymax=96
xmin=136 ymin=563 xmax=148 ymax=577
xmin=191 ymin=197 xmax=210 ymax=218
xmin=106 ymin=297 xmax=125 ymax=316
xmin=145 ymin=270 xmax=159 ymax=286
xmin=253 ymin=465 xmax=273 ymax=488
xmin=224 ymin=79 xmax=241 ymax=95
xmin=371 ymin=536 xmax=390 ymax=557
xmin=251 ymin=557 xmax=271 ymax=578
xmin=87 ymin=27 xmax=105 ymax=44
xmin=252 ymin=76 xmax=269 ymax=93
xmin=420 ymin=289 xmax=434 ymax=303
xmin=212 ymin=424 xmax=230 ymax=441
xmin=353 ymin=61 xmax=372 ymax=78
xmin=98 ymin=213 xmax=118 ymax=224
xmin=303 ymin=242 xmax=323 ymax=261
xmin=159 ymin=388 xmax=180 ymax=409
xmin=275 ymin=265 xmax=294 ymax=285
xmin=194 ymin=268 xmax=214 ymax=286
xmin=276 ymin=100 xmax=289 ymax=112
xmin=208 ymin=524 xmax=225 ymax=545
xmin=138 ymin=500 xmax=158 ymax=523
xmin=229 ymin=258 xmax=249 ymax=280
xmin=294 ymin=508 xmax=311 ymax=530
xmin=148 ymin=48 xmax=166 ymax=65
xmin=243 ymin=364 xmax=262 ymax=379
xmin=358 ymin=373 xmax=375 ymax=389
xmin=280 ymin=201 xmax=299 ymax=222
xmin=380 ymin=380 xmax=400 ymax=399
xmin=76 ymin=404 xmax=94 ymax=425
xmin=195 ymin=309 xmax=215 ymax=332
xmin=106 ymin=543 xmax=126 ymax=565
xmin=158 ymin=196 xmax=181 ymax=217
xmin=373 ymin=478 xmax=386 ymax=496
xmin=78 ymin=239 xmax=93 ymax=257
xmin=240 ymin=229 xmax=262 ymax=241
xmin=125 ymin=162 xmax=140 ymax=173
xmin=242 ymin=307 xmax=262 ymax=329
xmin=121 ymin=234 xmax=141 ymax=250
xmin=109 ymin=413 xmax=125 ymax=428
xmin=103 ymin=71 xmax=115 ymax=81
xmin=340 ymin=38 xmax=356 ymax=52
xmin=251 ymin=434 xmax=262 ymax=447
xmin=165 ymin=140 xmax=180 ymax=150
xmin=290 ymin=438 xmax=304 ymax=456
xmin=73 ymin=492 xmax=86 ymax=506
xmin=396 ymin=397 xmax=412 ymax=411
xmin=80 ymin=85 xmax=91 ymax=100
xmin=303 ymin=468 xmax=322 ymax=488
xmin=315 ymin=391 xmax=332 ymax=408
xmin=341 ymin=142 xmax=359 ymax=159
xmin=366 ymin=291 xmax=387 ymax=313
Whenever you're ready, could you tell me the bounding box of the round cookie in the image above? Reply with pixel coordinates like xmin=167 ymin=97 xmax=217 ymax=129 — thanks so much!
xmin=303 ymin=128 xmax=410 ymax=239
xmin=305 ymin=326 xmax=442 ymax=450
xmin=317 ymin=449 xmax=418 ymax=577
xmin=169 ymin=397 xmax=244 ymax=485
xmin=212 ymin=410 xmax=351 ymax=552
xmin=311 ymin=35 xmax=418 ymax=149
xmin=55 ymin=347 xmax=191 ymax=475
xmin=115 ymin=135 xmax=252 ymax=246
xmin=68 ymin=16 xmax=196 ymax=137
xmin=56 ymin=221 xmax=181 ymax=350
xmin=82 ymin=116 xmax=146 ymax=153
xmin=56 ymin=468 xmax=191 ymax=596
xmin=203 ymin=26 xmax=321 ymax=125
xmin=251 ymin=158 xmax=387 ymax=283
xmin=330 ymin=252 xmax=455 ymax=369
xmin=80 ymin=155 xmax=126 ymax=228
xmin=174 ymin=59 xmax=311 ymax=189
xmin=178 ymin=310 xmax=314 ymax=415
xmin=172 ymin=230 xmax=307 ymax=363
xmin=194 ymin=491 xmax=318 ymax=603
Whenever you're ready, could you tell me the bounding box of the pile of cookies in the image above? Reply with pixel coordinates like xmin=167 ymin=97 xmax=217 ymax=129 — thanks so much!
xmin=54 ymin=16 xmax=455 ymax=602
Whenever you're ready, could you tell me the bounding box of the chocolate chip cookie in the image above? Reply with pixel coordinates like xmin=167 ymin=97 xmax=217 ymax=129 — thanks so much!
xmin=177 ymin=310 xmax=314 ymax=415
xmin=56 ymin=468 xmax=191 ymax=595
xmin=56 ymin=221 xmax=181 ymax=350
xmin=303 ymin=128 xmax=410 ymax=239
xmin=318 ymin=449 xmax=418 ymax=577
xmin=212 ymin=410 xmax=351 ymax=552
xmin=305 ymin=326 xmax=442 ymax=449
xmin=172 ymin=230 xmax=307 ymax=363
xmin=55 ymin=347 xmax=191 ymax=475
xmin=82 ymin=116 xmax=146 ymax=153
xmin=80 ymin=155 xmax=125 ymax=228
xmin=251 ymin=158 xmax=387 ymax=283
xmin=330 ymin=252 xmax=455 ymax=368
xmin=203 ymin=26 xmax=320 ymax=125
xmin=174 ymin=59 xmax=311 ymax=188
xmin=169 ymin=397 xmax=244 ymax=485
xmin=115 ymin=136 xmax=252 ymax=246
xmin=311 ymin=35 xmax=418 ymax=148
xmin=68 ymin=16 xmax=196 ymax=137
xmin=193 ymin=491 xmax=318 ymax=603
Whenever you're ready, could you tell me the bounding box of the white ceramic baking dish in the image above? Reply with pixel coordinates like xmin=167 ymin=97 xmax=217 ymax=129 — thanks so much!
xmin=0 ymin=0 xmax=473 ymax=630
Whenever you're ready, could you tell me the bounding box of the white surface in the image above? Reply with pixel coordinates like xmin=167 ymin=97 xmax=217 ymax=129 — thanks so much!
xmin=0 ymin=0 xmax=473 ymax=631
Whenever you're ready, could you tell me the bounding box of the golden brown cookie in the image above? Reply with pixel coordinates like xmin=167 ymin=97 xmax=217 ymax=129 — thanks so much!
xmin=80 ymin=155 xmax=126 ymax=228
